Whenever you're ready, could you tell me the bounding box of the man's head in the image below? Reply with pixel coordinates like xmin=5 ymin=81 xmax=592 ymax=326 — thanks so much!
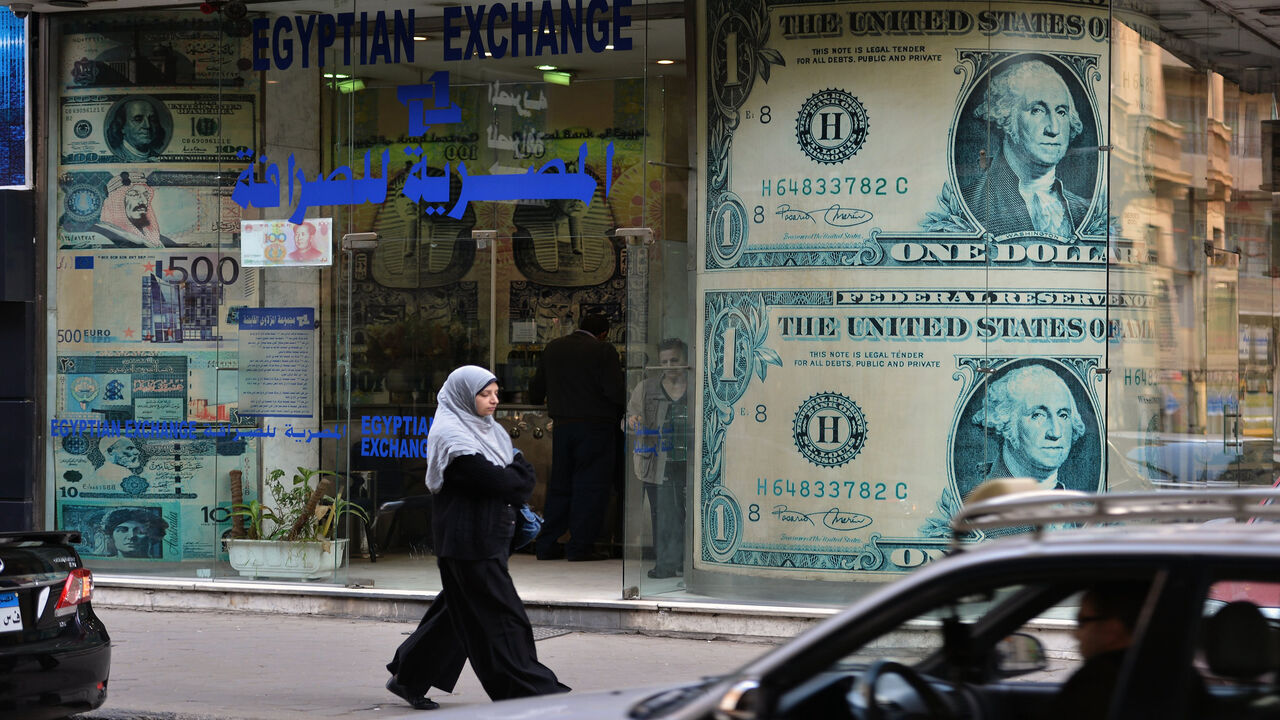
xmin=657 ymin=338 xmax=688 ymax=377
xmin=114 ymin=98 xmax=164 ymax=154
xmin=294 ymin=222 xmax=315 ymax=251
xmin=99 ymin=172 xmax=163 ymax=245
xmin=973 ymin=364 xmax=1087 ymax=478
xmin=579 ymin=312 xmax=610 ymax=339
xmin=1075 ymin=582 xmax=1149 ymax=660
xmin=976 ymin=60 xmax=1083 ymax=172
xmin=98 ymin=507 xmax=168 ymax=558
xmin=101 ymin=436 xmax=141 ymax=470
xmin=123 ymin=185 xmax=151 ymax=226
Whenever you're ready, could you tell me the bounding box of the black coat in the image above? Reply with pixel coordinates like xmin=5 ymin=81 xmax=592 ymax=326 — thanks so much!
xmin=431 ymin=452 xmax=536 ymax=560
xmin=528 ymin=330 xmax=624 ymax=423
xmin=963 ymin=151 xmax=1090 ymax=237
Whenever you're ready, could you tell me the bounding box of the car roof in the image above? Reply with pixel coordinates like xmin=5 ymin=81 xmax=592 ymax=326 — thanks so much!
xmin=950 ymin=488 xmax=1280 ymax=545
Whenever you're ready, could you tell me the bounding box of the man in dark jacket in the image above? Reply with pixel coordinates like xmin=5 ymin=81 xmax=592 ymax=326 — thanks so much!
xmin=1049 ymin=581 xmax=1148 ymax=720
xmin=528 ymin=312 xmax=625 ymax=561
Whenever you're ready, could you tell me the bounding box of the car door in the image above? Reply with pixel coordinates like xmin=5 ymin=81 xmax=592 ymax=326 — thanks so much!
xmin=705 ymin=554 xmax=1198 ymax=720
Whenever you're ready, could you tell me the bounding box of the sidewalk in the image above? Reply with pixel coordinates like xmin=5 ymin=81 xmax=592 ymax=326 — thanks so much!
xmin=74 ymin=607 xmax=778 ymax=720
xmin=92 ymin=553 xmax=844 ymax=642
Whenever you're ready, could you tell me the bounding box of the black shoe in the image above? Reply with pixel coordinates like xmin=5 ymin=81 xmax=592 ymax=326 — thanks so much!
xmin=386 ymin=677 xmax=440 ymax=710
xmin=567 ymin=551 xmax=611 ymax=562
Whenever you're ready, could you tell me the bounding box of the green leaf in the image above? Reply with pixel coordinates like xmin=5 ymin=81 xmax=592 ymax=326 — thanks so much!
xmin=759 ymin=47 xmax=785 ymax=67
xmin=758 ymin=347 xmax=783 ymax=368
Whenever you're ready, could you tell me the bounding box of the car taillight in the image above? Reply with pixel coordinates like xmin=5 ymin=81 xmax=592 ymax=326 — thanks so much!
xmin=55 ymin=568 xmax=93 ymax=616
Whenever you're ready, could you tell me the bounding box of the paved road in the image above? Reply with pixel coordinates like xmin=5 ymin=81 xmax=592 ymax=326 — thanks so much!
xmin=74 ymin=607 xmax=778 ymax=720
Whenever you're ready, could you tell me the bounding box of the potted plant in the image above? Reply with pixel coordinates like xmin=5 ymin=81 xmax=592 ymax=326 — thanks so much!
xmin=226 ymin=467 xmax=370 ymax=580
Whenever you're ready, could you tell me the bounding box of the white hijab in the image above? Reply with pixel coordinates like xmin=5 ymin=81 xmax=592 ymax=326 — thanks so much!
xmin=425 ymin=365 xmax=515 ymax=493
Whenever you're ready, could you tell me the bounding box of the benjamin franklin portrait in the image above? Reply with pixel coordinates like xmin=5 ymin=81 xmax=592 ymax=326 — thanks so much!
xmin=951 ymin=359 xmax=1102 ymax=500
xmin=104 ymin=94 xmax=173 ymax=163
xmin=954 ymin=56 xmax=1099 ymax=238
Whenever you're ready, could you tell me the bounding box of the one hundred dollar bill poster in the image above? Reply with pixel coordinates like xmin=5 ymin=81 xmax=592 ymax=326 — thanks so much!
xmin=696 ymin=0 xmax=1118 ymax=580
xmin=60 ymin=89 xmax=254 ymax=166
xmin=57 ymin=169 xmax=242 ymax=249
xmin=55 ymin=249 xmax=259 ymax=349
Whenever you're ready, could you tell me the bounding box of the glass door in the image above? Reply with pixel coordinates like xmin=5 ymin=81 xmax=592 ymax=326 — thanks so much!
xmin=1204 ymin=245 xmax=1242 ymax=486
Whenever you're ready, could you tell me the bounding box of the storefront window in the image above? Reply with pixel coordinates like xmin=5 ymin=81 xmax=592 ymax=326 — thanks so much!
xmin=39 ymin=0 xmax=1278 ymax=605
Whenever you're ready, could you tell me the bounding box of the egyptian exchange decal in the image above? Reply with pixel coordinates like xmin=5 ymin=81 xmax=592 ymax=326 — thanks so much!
xmin=795 ymin=89 xmax=869 ymax=165
xmin=793 ymin=391 xmax=868 ymax=468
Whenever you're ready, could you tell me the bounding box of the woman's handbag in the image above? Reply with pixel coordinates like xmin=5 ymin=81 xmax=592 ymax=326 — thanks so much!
xmin=513 ymin=503 xmax=543 ymax=550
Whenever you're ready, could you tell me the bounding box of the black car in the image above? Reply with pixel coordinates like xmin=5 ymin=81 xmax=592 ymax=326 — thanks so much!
xmin=0 ymin=531 xmax=110 ymax=720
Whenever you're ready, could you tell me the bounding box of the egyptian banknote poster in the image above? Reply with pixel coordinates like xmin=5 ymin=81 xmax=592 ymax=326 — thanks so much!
xmin=697 ymin=0 xmax=1118 ymax=580
xmin=53 ymin=12 xmax=257 ymax=562
xmin=56 ymin=16 xmax=256 ymax=91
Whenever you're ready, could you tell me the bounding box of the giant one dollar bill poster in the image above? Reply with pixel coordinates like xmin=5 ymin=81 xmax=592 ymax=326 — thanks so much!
xmin=697 ymin=0 xmax=1115 ymax=580
xmin=53 ymin=13 xmax=257 ymax=564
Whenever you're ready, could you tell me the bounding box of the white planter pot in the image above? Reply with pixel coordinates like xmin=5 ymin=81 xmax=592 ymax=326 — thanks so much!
xmin=226 ymin=539 xmax=348 ymax=580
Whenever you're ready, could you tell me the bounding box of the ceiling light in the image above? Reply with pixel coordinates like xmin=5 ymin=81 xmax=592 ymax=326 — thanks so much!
xmin=484 ymin=52 xmax=492 ymax=57
xmin=413 ymin=35 xmax=429 ymax=41
xmin=536 ymin=64 xmax=558 ymax=71
xmin=335 ymin=78 xmax=365 ymax=93
xmin=1149 ymin=11 xmax=1192 ymax=21
xmin=605 ymin=44 xmax=614 ymax=50
xmin=323 ymin=73 xmax=351 ymax=79
xmin=656 ymin=59 xmax=676 ymax=65
xmin=1218 ymin=50 xmax=1249 ymax=57
xmin=543 ymin=70 xmax=573 ymax=86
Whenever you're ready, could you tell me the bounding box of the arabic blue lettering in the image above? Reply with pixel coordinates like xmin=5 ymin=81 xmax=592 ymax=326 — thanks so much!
xmin=446 ymin=142 xmax=599 ymax=219
xmin=400 ymin=147 xmax=452 ymax=206
xmin=231 ymin=154 xmax=283 ymax=209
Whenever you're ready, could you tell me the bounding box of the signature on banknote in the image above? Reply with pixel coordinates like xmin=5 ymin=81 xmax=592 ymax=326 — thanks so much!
xmin=775 ymin=203 xmax=873 ymax=227
xmin=772 ymin=505 xmax=873 ymax=531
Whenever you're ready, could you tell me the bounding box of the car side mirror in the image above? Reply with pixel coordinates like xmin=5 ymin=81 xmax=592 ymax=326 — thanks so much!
xmin=714 ymin=678 xmax=762 ymax=720
xmin=993 ymin=633 xmax=1049 ymax=677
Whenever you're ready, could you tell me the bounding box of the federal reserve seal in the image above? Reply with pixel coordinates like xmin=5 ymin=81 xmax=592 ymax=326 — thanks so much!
xmin=793 ymin=391 xmax=868 ymax=468
xmin=795 ymin=89 xmax=869 ymax=165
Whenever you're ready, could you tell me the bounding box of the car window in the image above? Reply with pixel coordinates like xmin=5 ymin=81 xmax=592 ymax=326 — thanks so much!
xmin=1198 ymin=579 xmax=1280 ymax=688
xmin=833 ymin=584 xmax=1032 ymax=668
xmin=829 ymin=582 xmax=1108 ymax=684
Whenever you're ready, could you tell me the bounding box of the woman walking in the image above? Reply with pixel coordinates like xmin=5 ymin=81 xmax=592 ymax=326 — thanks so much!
xmin=386 ymin=365 xmax=570 ymax=710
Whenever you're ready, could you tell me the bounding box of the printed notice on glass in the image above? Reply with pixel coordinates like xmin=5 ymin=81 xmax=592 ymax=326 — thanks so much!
xmin=241 ymin=218 xmax=333 ymax=267
xmin=237 ymin=308 xmax=315 ymax=418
